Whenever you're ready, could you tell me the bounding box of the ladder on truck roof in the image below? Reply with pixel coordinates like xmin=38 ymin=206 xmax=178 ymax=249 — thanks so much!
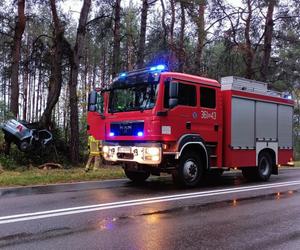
xmin=220 ymin=76 xmax=282 ymax=98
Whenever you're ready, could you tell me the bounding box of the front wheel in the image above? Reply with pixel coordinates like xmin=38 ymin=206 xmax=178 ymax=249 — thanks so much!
xmin=124 ymin=170 xmax=150 ymax=183
xmin=172 ymin=151 xmax=204 ymax=187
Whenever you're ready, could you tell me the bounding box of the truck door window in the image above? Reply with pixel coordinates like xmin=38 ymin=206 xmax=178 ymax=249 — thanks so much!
xmin=164 ymin=81 xmax=170 ymax=108
xmin=164 ymin=82 xmax=196 ymax=108
xmin=200 ymin=87 xmax=216 ymax=108
xmin=178 ymin=83 xmax=196 ymax=106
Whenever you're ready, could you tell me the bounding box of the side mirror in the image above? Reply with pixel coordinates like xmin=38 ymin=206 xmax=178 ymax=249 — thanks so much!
xmin=169 ymin=82 xmax=178 ymax=109
xmin=169 ymin=98 xmax=178 ymax=109
xmin=88 ymin=105 xmax=97 ymax=112
xmin=88 ymin=91 xmax=97 ymax=112
xmin=88 ymin=91 xmax=97 ymax=105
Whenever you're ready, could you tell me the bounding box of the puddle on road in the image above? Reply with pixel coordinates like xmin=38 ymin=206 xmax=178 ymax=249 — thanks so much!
xmin=119 ymin=189 xmax=299 ymax=221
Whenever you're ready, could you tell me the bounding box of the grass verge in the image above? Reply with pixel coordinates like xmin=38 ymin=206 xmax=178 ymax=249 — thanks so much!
xmin=0 ymin=162 xmax=299 ymax=188
xmin=293 ymin=161 xmax=300 ymax=168
xmin=0 ymin=167 xmax=125 ymax=187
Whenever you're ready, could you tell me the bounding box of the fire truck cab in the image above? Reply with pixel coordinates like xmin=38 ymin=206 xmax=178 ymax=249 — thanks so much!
xmin=87 ymin=66 xmax=294 ymax=187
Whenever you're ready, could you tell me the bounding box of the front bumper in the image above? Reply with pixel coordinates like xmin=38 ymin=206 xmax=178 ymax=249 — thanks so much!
xmin=102 ymin=142 xmax=162 ymax=165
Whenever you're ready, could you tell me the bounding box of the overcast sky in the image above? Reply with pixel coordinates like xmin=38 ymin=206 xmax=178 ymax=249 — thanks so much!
xmin=62 ymin=0 xmax=243 ymax=18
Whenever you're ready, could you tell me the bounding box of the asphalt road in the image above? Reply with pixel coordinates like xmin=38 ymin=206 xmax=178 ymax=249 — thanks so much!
xmin=0 ymin=168 xmax=300 ymax=250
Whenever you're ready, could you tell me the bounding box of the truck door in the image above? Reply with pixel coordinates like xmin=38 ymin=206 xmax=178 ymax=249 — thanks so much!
xmin=198 ymin=86 xmax=222 ymax=166
xmin=161 ymin=80 xmax=199 ymax=141
xmin=87 ymin=91 xmax=106 ymax=140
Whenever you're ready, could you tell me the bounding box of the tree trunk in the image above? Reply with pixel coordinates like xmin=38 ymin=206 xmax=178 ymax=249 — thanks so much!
xmin=10 ymin=0 xmax=26 ymax=118
xmin=137 ymin=0 xmax=149 ymax=68
xmin=194 ymin=1 xmax=205 ymax=75
xmin=244 ymin=0 xmax=254 ymax=79
xmin=69 ymin=0 xmax=91 ymax=164
xmin=32 ymin=69 xmax=36 ymax=121
xmin=168 ymin=0 xmax=176 ymax=71
xmin=39 ymin=0 xmax=64 ymax=128
xmin=23 ymin=56 xmax=29 ymax=120
xmin=160 ymin=0 xmax=168 ymax=48
xmin=101 ymin=45 xmax=106 ymax=88
xmin=260 ymin=0 xmax=276 ymax=81
xmin=112 ymin=0 xmax=121 ymax=77
xmin=178 ymin=1 xmax=186 ymax=72
xmin=36 ymin=67 xmax=42 ymax=119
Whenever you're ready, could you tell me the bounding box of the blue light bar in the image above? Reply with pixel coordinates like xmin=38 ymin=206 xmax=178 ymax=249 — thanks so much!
xmin=137 ymin=131 xmax=144 ymax=137
xmin=120 ymin=72 xmax=127 ymax=77
xmin=109 ymin=132 xmax=115 ymax=137
xmin=156 ymin=64 xmax=165 ymax=70
xmin=149 ymin=64 xmax=166 ymax=71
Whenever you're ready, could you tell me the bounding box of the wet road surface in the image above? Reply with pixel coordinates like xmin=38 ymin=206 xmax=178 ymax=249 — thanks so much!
xmin=0 ymin=168 xmax=300 ymax=250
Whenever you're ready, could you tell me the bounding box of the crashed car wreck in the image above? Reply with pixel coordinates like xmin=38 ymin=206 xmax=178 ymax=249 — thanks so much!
xmin=1 ymin=119 xmax=53 ymax=153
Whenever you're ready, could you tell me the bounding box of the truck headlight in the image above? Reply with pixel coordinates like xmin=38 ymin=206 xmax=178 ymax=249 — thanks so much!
xmin=144 ymin=147 xmax=161 ymax=162
xmin=145 ymin=147 xmax=160 ymax=156
xmin=103 ymin=146 xmax=109 ymax=153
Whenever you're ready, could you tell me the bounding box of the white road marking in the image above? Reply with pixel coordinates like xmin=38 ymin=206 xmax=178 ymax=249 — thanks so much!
xmin=1 ymin=180 xmax=300 ymax=225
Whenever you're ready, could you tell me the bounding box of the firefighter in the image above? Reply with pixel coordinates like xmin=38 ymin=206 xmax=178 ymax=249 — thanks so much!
xmin=85 ymin=135 xmax=102 ymax=172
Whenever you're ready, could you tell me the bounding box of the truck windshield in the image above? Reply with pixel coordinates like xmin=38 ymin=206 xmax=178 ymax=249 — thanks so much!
xmin=109 ymin=83 xmax=158 ymax=113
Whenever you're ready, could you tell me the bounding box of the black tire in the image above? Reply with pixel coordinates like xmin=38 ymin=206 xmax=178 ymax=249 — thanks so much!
xmin=256 ymin=152 xmax=273 ymax=181
xmin=124 ymin=170 xmax=150 ymax=183
xmin=18 ymin=140 xmax=31 ymax=152
xmin=242 ymin=152 xmax=273 ymax=181
xmin=172 ymin=151 xmax=204 ymax=187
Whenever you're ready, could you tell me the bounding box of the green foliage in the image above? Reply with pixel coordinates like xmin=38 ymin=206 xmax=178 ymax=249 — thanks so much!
xmin=0 ymin=154 xmax=18 ymax=170
xmin=0 ymin=101 xmax=14 ymax=123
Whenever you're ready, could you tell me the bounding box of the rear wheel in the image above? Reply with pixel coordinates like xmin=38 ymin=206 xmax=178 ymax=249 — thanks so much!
xmin=256 ymin=152 xmax=272 ymax=181
xmin=172 ymin=151 xmax=204 ymax=187
xmin=124 ymin=170 xmax=150 ymax=183
xmin=242 ymin=152 xmax=272 ymax=181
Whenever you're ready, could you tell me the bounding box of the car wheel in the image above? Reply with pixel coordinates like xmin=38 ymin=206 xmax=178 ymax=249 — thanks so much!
xmin=19 ymin=140 xmax=31 ymax=152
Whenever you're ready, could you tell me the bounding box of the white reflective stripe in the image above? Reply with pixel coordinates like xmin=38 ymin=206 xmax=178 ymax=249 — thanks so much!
xmin=1 ymin=180 xmax=300 ymax=225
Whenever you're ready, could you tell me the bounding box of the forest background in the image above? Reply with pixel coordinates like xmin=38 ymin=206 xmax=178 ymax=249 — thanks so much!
xmin=0 ymin=0 xmax=299 ymax=170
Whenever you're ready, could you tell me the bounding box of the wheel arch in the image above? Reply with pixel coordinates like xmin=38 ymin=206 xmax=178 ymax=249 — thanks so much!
xmin=176 ymin=135 xmax=209 ymax=170
xmin=258 ymin=148 xmax=277 ymax=175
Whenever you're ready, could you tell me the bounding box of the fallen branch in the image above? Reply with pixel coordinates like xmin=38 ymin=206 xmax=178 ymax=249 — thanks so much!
xmin=38 ymin=163 xmax=63 ymax=170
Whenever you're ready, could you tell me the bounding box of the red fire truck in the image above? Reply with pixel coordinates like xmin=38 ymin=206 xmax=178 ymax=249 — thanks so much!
xmin=87 ymin=65 xmax=294 ymax=187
